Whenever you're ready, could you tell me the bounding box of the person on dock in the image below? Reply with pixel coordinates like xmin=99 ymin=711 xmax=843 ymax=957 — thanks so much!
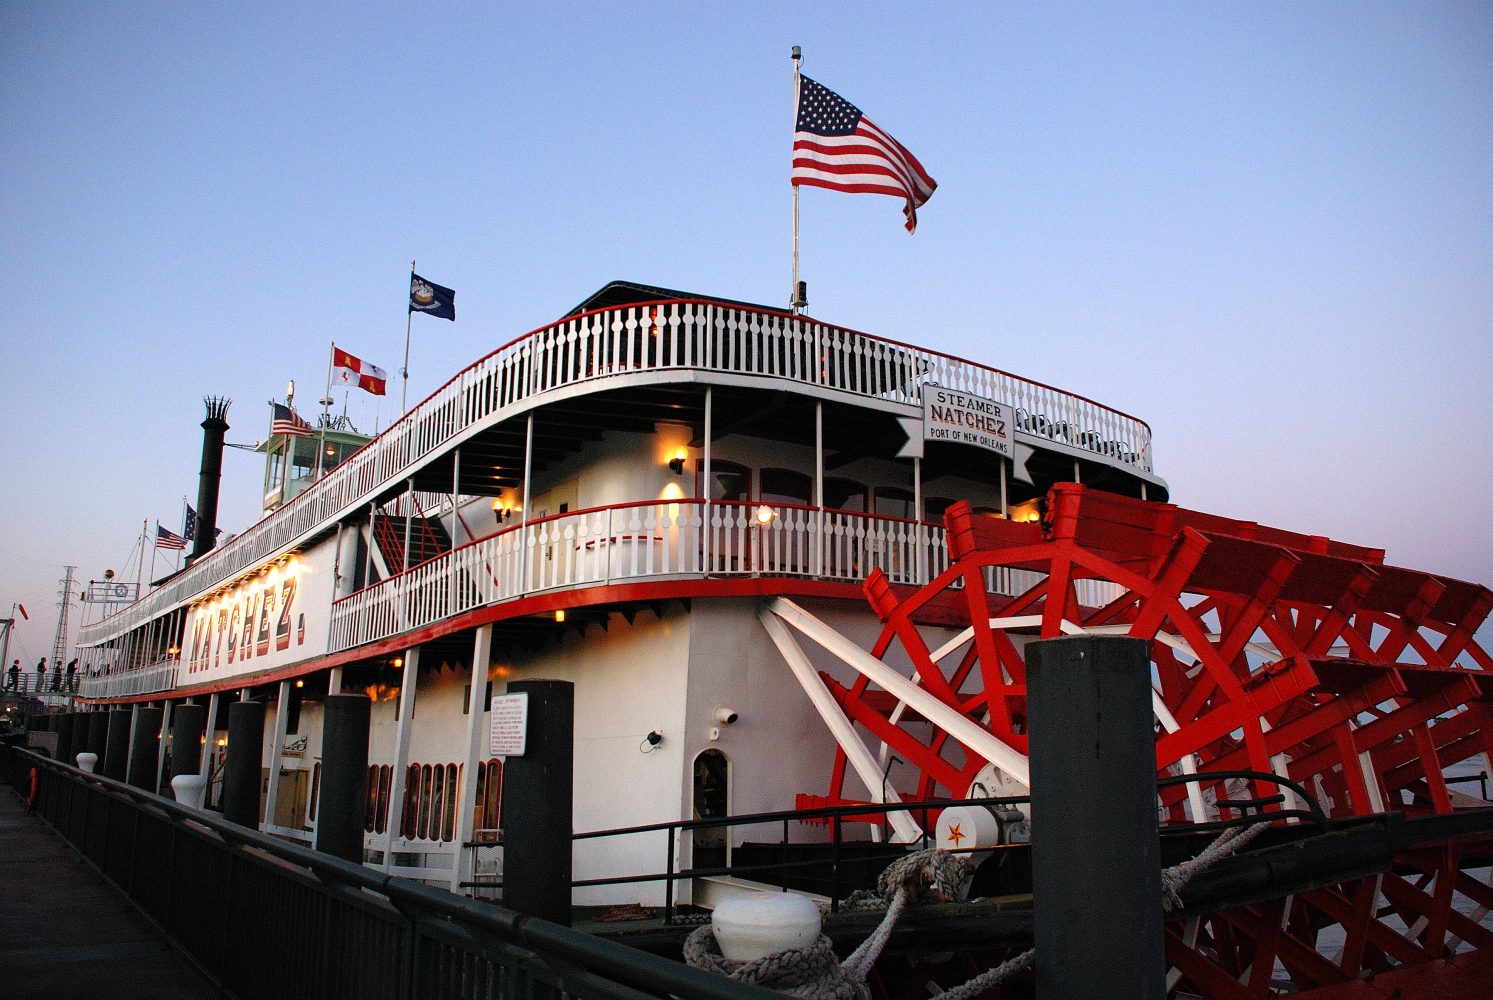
xmin=4 ymin=660 xmax=18 ymax=690
xmin=49 ymin=662 xmax=62 ymax=692
xmin=65 ymin=658 xmax=78 ymax=692
xmin=35 ymin=657 xmax=46 ymax=691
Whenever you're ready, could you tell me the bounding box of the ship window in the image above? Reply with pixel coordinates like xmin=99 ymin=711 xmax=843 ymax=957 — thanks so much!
xmin=287 ymin=439 xmax=314 ymax=484
xmin=401 ymin=764 xmax=421 ymax=840
xmin=474 ymin=758 xmax=503 ymax=834
xmin=824 ymin=477 xmax=866 ymax=512
xmin=706 ymin=461 xmax=751 ymax=502
xmin=760 ymin=469 xmax=811 ymax=506
xmin=872 ymin=487 xmax=914 ymax=519
xmin=442 ymin=764 xmax=460 ymax=842
xmin=267 ymin=446 xmax=286 ymax=490
xmin=365 ymin=764 xmax=392 ymax=834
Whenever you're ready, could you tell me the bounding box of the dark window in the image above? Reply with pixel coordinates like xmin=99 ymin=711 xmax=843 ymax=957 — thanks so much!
xmin=924 ymin=496 xmax=956 ymax=522
xmin=823 ymin=477 xmax=866 ymax=512
xmin=760 ymin=469 xmax=811 ymax=506
xmin=705 ymin=461 xmax=751 ymax=501
xmin=873 ymin=487 xmax=914 ymax=519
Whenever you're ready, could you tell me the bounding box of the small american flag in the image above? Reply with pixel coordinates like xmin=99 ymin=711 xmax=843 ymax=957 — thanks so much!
xmin=156 ymin=524 xmax=188 ymax=551
xmin=271 ymin=402 xmax=313 ymax=438
xmin=792 ymin=75 xmax=937 ymax=233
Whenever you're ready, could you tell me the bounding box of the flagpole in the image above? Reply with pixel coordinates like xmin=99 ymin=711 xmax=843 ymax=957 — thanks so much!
xmin=791 ymin=46 xmax=803 ymax=316
xmin=181 ymin=496 xmax=189 ymax=572
xmin=150 ymin=521 xmax=159 ymax=586
xmin=137 ymin=519 xmax=147 ymax=597
xmin=401 ymin=259 xmax=415 ymax=414
xmin=318 ymin=342 xmax=335 ymax=480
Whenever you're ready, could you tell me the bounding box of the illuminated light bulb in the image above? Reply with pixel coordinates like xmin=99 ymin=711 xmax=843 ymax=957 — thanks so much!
xmin=554 ymin=609 xmax=566 ymax=623
xmin=755 ymin=505 xmax=775 ymax=525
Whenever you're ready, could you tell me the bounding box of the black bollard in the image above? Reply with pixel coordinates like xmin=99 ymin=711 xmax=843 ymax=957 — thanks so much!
xmin=223 ymin=701 xmax=266 ymax=829
xmin=127 ymin=707 xmax=164 ymax=790
xmin=501 ymin=680 xmax=574 ymax=926
xmin=314 ymin=694 xmax=370 ymax=863
xmin=170 ymin=704 xmax=208 ymax=779
xmin=103 ymin=710 xmax=132 ymax=781
xmin=1027 ymin=635 xmax=1164 ymax=1000
xmin=86 ymin=712 xmax=109 ymax=760
xmin=56 ymin=714 xmax=77 ymax=766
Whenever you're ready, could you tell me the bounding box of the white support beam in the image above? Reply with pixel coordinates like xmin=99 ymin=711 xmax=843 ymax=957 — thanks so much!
xmin=264 ymin=682 xmax=292 ymax=829
xmin=766 ymin=597 xmax=1032 ymax=789
xmin=757 ymin=607 xmax=923 ymax=844
xmin=382 ymin=647 xmax=421 ymax=872
xmin=451 ymin=624 xmax=493 ymax=893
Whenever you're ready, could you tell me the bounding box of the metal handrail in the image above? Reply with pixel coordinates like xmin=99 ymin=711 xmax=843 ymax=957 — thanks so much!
xmin=5 ymin=746 xmax=776 ymax=1000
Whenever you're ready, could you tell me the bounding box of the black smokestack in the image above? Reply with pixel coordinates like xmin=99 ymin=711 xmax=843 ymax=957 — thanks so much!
xmin=192 ymin=396 xmax=231 ymax=559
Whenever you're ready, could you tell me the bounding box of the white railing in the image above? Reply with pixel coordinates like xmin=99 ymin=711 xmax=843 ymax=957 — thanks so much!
xmin=82 ymin=298 xmax=1155 ymax=648
xmin=80 ymin=658 xmax=179 ymax=701
xmin=330 ymin=501 xmax=949 ymax=653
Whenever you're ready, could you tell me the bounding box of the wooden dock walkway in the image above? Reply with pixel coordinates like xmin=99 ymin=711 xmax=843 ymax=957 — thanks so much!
xmin=0 ymin=786 xmax=223 ymax=999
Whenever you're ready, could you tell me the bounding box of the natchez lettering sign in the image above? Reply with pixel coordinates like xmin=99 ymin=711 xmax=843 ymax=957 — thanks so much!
xmin=923 ymin=388 xmax=1013 ymax=458
xmin=185 ymin=564 xmax=306 ymax=674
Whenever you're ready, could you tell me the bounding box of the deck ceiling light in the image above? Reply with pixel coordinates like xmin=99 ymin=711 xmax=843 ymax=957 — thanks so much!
xmin=554 ymin=609 xmax=566 ymax=623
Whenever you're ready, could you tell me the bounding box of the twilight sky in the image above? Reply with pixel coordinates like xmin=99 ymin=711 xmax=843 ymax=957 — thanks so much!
xmin=2 ymin=2 xmax=1489 ymax=661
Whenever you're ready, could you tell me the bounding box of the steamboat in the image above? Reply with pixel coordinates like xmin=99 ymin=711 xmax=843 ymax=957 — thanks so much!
xmin=63 ymin=280 xmax=1493 ymax=996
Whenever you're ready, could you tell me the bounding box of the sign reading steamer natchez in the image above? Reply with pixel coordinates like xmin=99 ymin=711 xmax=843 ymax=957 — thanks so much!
xmin=922 ymin=387 xmax=1013 ymax=458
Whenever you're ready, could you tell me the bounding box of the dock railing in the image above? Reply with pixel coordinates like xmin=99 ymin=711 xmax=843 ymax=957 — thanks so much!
xmin=3 ymin=745 xmax=776 ymax=1000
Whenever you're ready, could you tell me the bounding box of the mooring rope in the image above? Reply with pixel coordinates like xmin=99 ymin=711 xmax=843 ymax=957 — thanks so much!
xmin=686 ymin=821 xmax=1269 ymax=997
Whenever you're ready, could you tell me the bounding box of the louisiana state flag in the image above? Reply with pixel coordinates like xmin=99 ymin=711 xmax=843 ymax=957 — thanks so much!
xmin=409 ymin=273 xmax=455 ymax=320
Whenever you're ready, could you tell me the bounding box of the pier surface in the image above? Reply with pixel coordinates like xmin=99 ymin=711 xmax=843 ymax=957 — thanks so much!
xmin=0 ymin=788 xmax=222 ymax=999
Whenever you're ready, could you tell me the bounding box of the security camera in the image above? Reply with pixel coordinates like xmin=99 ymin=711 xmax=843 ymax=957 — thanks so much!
xmin=713 ymin=706 xmax=739 ymax=726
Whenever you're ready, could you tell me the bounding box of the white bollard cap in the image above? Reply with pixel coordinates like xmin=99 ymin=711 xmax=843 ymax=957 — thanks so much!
xmin=711 ymin=893 xmax=821 ymax=962
xmin=171 ymin=773 xmax=209 ymax=810
xmin=76 ymin=752 xmax=98 ymax=774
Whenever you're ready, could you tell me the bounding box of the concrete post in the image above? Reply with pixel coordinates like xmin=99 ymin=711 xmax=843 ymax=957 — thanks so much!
xmin=222 ymin=700 xmax=265 ymax=828
xmin=127 ymin=707 xmax=164 ymax=790
xmin=170 ymin=703 xmax=208 ymax=779
xmin=315 ymin=694 xmax=371 ymax=864
xmin=501 ymin=679 xmax=574 ymax=926
xmin=103 ymin=710 xmax=132 ymax=781
xmin=1027 ymin=635 xmax=1164 ymax=1000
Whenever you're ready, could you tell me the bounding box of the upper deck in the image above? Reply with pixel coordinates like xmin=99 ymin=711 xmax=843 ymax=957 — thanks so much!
xmin=78 ymin=288 xmax=1163 ymax=659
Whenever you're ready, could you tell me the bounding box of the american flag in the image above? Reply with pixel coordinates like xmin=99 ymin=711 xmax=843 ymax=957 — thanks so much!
xmin=156 ymin=524 xmax=188 ymax=551
xmin=271 ymin=402 xmax=313 ymax=438
xmin=792 ymin=75 xmax=937 ymax=233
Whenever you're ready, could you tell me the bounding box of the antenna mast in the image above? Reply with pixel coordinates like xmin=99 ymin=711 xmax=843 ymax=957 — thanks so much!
xmin=51 ymin=565 xmax=77 ymax=680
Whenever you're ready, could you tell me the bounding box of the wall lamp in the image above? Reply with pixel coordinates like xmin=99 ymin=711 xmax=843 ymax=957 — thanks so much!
xmin=492 ymin=498 xmax=512 ymax=523
xmin=641 ymin=729 xmax=664 ymax=752
xmin=668 ymin=448 xmax=688 ymax=475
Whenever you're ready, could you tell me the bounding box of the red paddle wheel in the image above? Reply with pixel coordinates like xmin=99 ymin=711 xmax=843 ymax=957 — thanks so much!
xmin=796 ymin=483 xmax=1493 ymax=996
